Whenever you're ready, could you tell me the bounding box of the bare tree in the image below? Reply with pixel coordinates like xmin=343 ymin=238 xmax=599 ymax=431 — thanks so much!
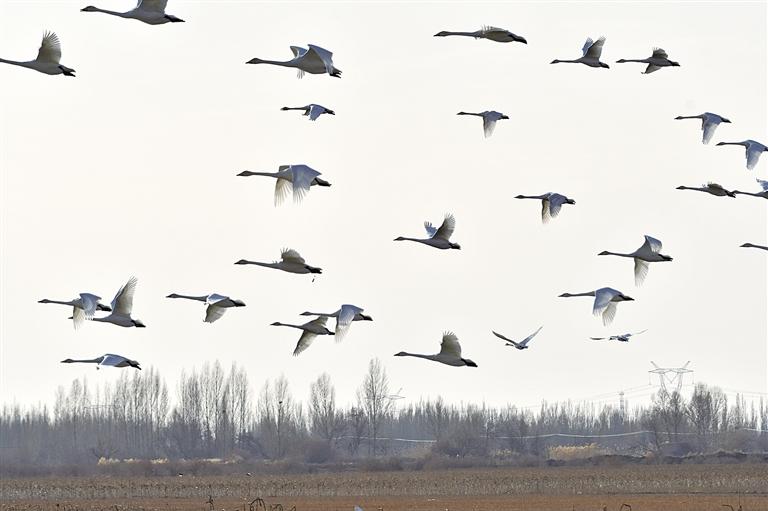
xmin=357 ymin=358 xmax=393 ymax=456
xmin=309 ymin=373 xmax=345 ymax=446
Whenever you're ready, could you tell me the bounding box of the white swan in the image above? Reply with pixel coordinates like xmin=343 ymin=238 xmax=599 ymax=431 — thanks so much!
xmin=39 ymin=293 xmax=112 ymax=329
xmin=741 ymin=243 xmax=768 ymax=251
xmin=590 ymin=329 xmax=647 ymax=342
xmin=599 ymin=235 xmax=673 ymax=286
xmin=238 ymin=164 xmax=330 ymax=205
xmin=716 ymin=140 xmax=768 ymax=170
xmin=247 ymin=44 xmax=341 ymax=78
xmin=166 ymin=293 xmax=245 ymax=323
xmin=394 ymin=332 xmax=477 ymax=367
xmin=616 ymin=47 xmax=680 ymax=74
xmin=281 ymin=104 xmax=335 ymax=121
xmin=492 ymin=326 xmax=542 ymax=350
xmin=235 ymin=248 xmax=322 ymax=274
xmin=271 ymin=317 xmax=334 ymax=356
xmin=300 ymin=304 xmax=373 ymax=341
xmin=676 ymin=182 xmax=736 ymax=197
xmin=92 ymin=277 xmax=146 ymax=328
xmin=674 ymin=113 xmax=730 ymax=144
xmin=81 ymin=0 xmax=184 ymax=24
xmin=456 ymin=111 xmax=509 ymax=138
xmin=61 ymin=353 xmax=141 ymax=370
xmin=551 ymin=37 xmax=609 ymax=68
xmin=394 ymin=214 xmax=461 ymax=250
xmin=434 ymin=26 xmax=527 ymax=44
xmin=559 ymin=287 xmax=634 ymax=326
xmin=0 ymin=32 xmax=75 ymax=76
xmin=514 ymin=192 xmax=576 ymax=223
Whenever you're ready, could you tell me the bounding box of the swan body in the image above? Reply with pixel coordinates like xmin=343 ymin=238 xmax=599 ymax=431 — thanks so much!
xmin=456 ymin=111 xmax=509 ymax=138
xmin=590 ymin=329 xmax=647 ymax=342
xmin=166 ymin=293 xmax=245 ymax=323
xmin=741 ymin=243 xmax=768 ymax=251
xmin=616 ymin=47 xmax=680 ymax=74
xmin=734 ymin=178 xmax=768 ymax=200
xmin=598 ymin=235 xmax=673 ymax=286
xmin=674 ymin=113 xmax=730 ymax=144
xmin=247 ymin=44 xmax=341 ymax=78
xmin=39 ymin=293 xmax=112 ymax=329
xmin=716 ymin=140 xmax=768 ymax=170
xmin=551 ymin=36 xmax=609 ymax=68
xmin=492 ymin=326 xmax=542 ymax=350
xmin=394 ymin=214 xmax=461 ymax=250
xmin=61 ymin=353 xmax=141 ymax=370
xmin=395 ymin=332 xmax=477 ymax=367
xmin=0 ymin=32 xmax=75 ymax=76
xmin=238 ymin=164 xmax=330 ymax=205
xmin=281 ymin=104 xmax=335 ymax=121
xmin=81 ymin=0 xmax=184 ymax=24
xmin=434 ymin=26 xmax=527 ymax=44
xmin=271 ymin=317 xmax=334 ymax=356
xmin=559 ymin=287 xmax=634 ymax=326
xmin=515 ymin=192 xmax=576 ymax=223
xmin=92 ymin=277 xmax=146 ymax=327
xmin=235 ymin=248 xmax=322 ymax=274
xmin=300 ymin=304 xmax=372 ymax=341
xmin=676 ymin=182 xmax=736 ymax=197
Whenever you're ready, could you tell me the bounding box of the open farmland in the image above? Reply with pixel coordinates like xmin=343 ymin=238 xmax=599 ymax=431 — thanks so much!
xmin=1 ymin=465 xmax=766 ymax=511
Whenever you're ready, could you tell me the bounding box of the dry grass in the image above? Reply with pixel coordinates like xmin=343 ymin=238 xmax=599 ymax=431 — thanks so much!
xmin=1 ymin=465 xmax=766 ymax=511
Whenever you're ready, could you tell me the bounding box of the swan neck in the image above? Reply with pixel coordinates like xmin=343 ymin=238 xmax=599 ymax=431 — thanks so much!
xmin=0 ymin=58 xmax=28 ymax=67
xmin=170 ymin=294 xmax=208 ymax=302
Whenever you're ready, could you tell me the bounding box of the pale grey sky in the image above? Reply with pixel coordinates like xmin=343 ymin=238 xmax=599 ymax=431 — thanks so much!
xmin=1 ymin=1 xmax=766 ymax=410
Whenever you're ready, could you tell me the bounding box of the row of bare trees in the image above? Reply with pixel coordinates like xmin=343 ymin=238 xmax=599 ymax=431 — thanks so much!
xmin=1 ymin=359 xmax=766 ymax=471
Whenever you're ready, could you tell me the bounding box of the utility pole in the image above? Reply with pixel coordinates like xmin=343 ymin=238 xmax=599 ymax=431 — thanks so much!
xmin=649 ymin=361 xmax=694 ymax=396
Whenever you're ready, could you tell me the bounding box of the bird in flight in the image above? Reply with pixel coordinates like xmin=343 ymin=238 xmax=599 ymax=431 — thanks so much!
xmin=551 ymin=36 xmax=609 ymax=68
xmin=166 ymin=293 xmax=246 ymax=323
xmin=235 ymin=248 xmax=322 ymax=275
xmin=674 ymin=112 xmax=730 ymax=144
xmin=589 ymin=329 xmax=647 ymax=342
xmin=247 ymin=44 xmax=341 ymax=78
xmin=515 ymin=192 xmax=576 ymax=223
xmin=0 ymin=31 xmax=75 ymax=76
xmin=598 ymin=235 xmax=673 ymax=286
xmin=616 ymin=47 xmax=680 ymax=74
xmin=81 ymin=0 xmax=184 ymax=24
xmin=559 ymin=287 xmax=634 ymax=326
xmin=281 ymin=104 xmax=335 ymax=121
xmin=492 ymin=326 xmax=543 ymax=350
xmin=61 ymin=353 xmax=141 ymax=370
xmin=716 ymin=140 xmax=768 ymax=170
xmin=394 ymin=214 xmax=461 ymax=250
xmin=434 ymin=26 xmax=527 ymax=44
xmin=395 ymin=332 xmax=478 ymax=367
xmin=456 ymin=110 xmax=509 ymax=138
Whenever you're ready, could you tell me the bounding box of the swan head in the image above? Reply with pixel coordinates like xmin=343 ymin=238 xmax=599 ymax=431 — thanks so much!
xmin=550 ymin=59 xmax=560 ymax=64
xmin=61 ymin=358 xmax=75 ymax=363
xmin=462 ymin=358 xmax=478 ymax=367
xmin=270 ymin=321 xmax=282 ymax=326
xmin=164 ymin=14 xmax=185 ymax=23
xmin=394 ymin=351 xmax=408 ymax=357
xmin=393 ymin=236 xmax=406 ymax=241
xmin=597 ymin=251 xmax=611 ymax=256
xmin=558 ymin=293 xmax=573 ymax=298
xmin=675 ymin=185 xmax=686 ymax=189
xmin=234 ymin=259 xmax=250 ymax=265
xmin=674 ymin=116 xmax=684 ymax=120
xmin=38 ymin=299 xmax=52 ymax=303
xmin=450 ymin=242 xmax=461 ymax=250
xmin=740 ymin=243 xmax=754 ymax=248
xmin=616 ymin=59 xmax=627 ymax=63
xmin=81 ymin=5 xmax=99 ymax=11
xmin=166 ymin=293 xmax=181 ymax=298
xmin=434 ymin=31 xmax=450 ymax=37
xmin=132 ymin=319 xmax=147 ymax=328
xmin=715 ymin=142 xmax=727 ymax=146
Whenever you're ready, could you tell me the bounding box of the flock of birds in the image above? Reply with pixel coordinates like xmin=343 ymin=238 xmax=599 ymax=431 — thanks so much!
xmin=4 ymin=3 xmax=767 ymax=372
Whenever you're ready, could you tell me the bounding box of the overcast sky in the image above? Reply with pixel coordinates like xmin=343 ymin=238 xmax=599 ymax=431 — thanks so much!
xmin=1 ymin=1 xmax=766 ymax=411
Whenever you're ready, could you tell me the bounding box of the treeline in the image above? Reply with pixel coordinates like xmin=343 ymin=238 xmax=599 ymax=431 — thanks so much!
xmin=1 ymin=359 xmax=766 ymax=472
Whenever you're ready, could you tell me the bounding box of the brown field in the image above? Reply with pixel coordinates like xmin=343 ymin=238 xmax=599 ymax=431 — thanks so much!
xmin=1 ymin=465 xmax=766 ymax=511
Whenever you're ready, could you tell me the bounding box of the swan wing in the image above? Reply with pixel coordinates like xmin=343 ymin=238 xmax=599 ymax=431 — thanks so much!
xmin=424 ymin=221 xmax=438 ymax=238
xmin=541 ymin=198 xmax=551 ymax=223
xmin=274 ymin=177 xmax=292 ymax=206
xmin=601 ymin=302 xmax=618 ymax=326
xmin=206 ymin=294 xmax=227 ymax=304
xmin=335 ymin=304 xmax=363 ymax=342
xmin=439 ymin=332 xmax=462 ymax=358
xmin=519 ymin=326 xmax=543 ymax=347
xmin=592 ymin=288 xmax=617 ymax=316
xmin=634 ymin=258 xmax=650 ymax=286
xmin=641 ymin=235 xmax=663 ymax=254
xmin=36 ymin=31 xmax=62 ymax=64
xmin=136 ymin=0 xmax=168 ymax=12
xmin=281 ymin=248 xmax=306 ymax=265
xmin=651 ymin=47 xmax=669 ymax=60
xmin=746 ymin=144 xmax=763 ymax=170
xmin=548 ymin=193 xmax=567 ymax=219
xmin=306 ymin=316 xmax=329 ymax=329
xmin=491 ymin=330 xmax=516 ymax=344
xmin=290 ymin=165 xmax=320 ymax=203
xmin=585 ymin=36 xmax=605 ymax=59
xmin=79 ymin=293 xmax=101 ymax=319
xmin=308 ymin=105 xmax=323 ymax=121
xmin=589 ymin=337 xmax=607 ymax=341
xmin=581 ymin=37 xmax=594 ymax=56
xmin=290 ymin=46 xmax=308 ymax=58
xmin=482 ymin=117 xmax=497 ymax=138
xmin=702 ymin=118 xmax=718 ymax=144
xmin=111 ymin=277 xmax=138 ymax=316
xmin=72 ymin=306 xmax=86 ymax=330
xmin=630 ymin=329 xmax=648 ymax=337
xmin=204 ymin=305 xmax=227 ymax=323
xmin=306 ymin=44 xmax=335 ymax=74
xmin=757 ymin=178 xmax=768 ymax=192
xmin=293 ymin=330 xmax=317 ymax=356
xmin=100 ymin=354 xmax=125 ymax=367
xmin=434 ymin=214 xmax=456 ymax=241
